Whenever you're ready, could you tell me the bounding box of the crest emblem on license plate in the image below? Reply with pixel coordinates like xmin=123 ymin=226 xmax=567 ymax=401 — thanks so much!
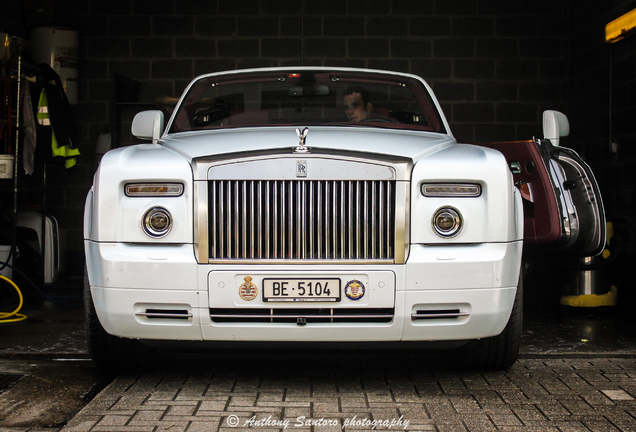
xmin=239 ymin=276 xmax=258 ymax=301
xmin=344 ymin=279 xmax=365 ymax=301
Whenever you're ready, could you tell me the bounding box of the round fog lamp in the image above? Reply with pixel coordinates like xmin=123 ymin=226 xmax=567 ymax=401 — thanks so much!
xmin=143 ymin=207 xmax=172 ymax=238
xmin=432 ymin=207 xmax=462 ymax=238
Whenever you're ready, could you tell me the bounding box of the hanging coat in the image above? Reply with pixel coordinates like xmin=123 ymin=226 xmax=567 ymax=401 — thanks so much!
xmin=22 ymin=82 xmax=36 ymax=175
xmin=36 ymin=64 xmax=80 ymax=169
xmin=37 ymin=89 xmax=80 ymax=169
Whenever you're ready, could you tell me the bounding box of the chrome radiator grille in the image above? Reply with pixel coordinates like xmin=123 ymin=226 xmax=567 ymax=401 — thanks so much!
xmin=208 ymin=180 xmax=395 ymax=261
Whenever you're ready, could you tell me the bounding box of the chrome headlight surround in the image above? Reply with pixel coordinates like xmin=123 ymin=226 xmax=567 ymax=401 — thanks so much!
xmin=143 ymin=207 xmax=173 ymax=238
xmin=432 ymin=206 xmax=463 ymax=238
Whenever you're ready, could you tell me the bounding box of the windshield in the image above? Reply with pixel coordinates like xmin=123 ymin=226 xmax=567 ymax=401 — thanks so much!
xmin=168 ymin=70 xmax=446 ymax=134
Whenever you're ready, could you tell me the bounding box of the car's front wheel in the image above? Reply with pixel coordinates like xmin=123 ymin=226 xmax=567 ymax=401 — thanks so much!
xmin=464 ymin=274 xmax=523 ymax=370
xmin=84 ymin=270 xmax=156 ymax=371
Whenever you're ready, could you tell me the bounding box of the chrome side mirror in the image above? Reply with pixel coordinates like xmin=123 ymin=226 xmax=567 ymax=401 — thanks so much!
xmin=542 ymin=110 xmax=570 ymax=147
xmin=132 ymin=110 xmax=164 ymax=143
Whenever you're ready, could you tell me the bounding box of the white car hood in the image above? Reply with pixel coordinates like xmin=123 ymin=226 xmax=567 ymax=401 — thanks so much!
xmin=159 ymin=126 xmax=456 ymax=163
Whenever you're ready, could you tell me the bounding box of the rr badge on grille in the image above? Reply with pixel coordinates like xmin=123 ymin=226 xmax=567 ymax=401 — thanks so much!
xmin=239 ymin=276 xmax=258 ymax=301
xmin=296 ymin=160 xmax=307 ymax=177
xmin=344 ymin=279 xmax=365 ymax=301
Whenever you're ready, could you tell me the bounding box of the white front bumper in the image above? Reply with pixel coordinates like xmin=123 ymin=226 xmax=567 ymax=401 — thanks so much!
xmin=85 ymin=240 xmax=522 ymax=343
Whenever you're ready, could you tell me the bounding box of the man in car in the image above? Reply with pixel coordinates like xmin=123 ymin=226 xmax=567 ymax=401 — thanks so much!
xmin=343 ymin=87 xmax=373 ymax=122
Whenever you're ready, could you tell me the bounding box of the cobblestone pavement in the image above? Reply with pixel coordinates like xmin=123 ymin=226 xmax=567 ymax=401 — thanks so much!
xmin=58 ymin=353 xmax=636 ymax=432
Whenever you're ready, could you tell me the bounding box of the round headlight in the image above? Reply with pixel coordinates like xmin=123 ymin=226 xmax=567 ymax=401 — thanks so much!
xmin=143 ymin=207 xmax=172 ymax=238
xmin=432 ymin=207 xmax=463 ymax=238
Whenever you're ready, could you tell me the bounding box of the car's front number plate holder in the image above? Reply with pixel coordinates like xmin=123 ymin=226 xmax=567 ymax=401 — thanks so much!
xmin=263 ymin=278 xmax=341 ymax=302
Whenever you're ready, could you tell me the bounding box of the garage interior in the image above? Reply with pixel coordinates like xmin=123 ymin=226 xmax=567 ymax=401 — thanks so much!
xmin=0 ymin=1 xmax=635 ymax=354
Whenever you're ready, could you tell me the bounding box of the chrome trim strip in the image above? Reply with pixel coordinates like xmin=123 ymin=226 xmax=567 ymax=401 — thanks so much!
xmin=194 ymin=180 xmax=209 ymax=263
xmin=136 ymin=312 xmax=194 ymax=319
xmin=394 ymin=181 xmax=408 ymax=263
xmin=211 ymin=314 xmax=394 ymax=319
xmin=411 ymin=312 xmax=470 ymax=320
xmin=195 ymin=152 xmax=410 ymax=181
xmin=209 ymin=258 xmax=394 ymax=265
xmin=379 ymin=181 xmax=385 ymax=258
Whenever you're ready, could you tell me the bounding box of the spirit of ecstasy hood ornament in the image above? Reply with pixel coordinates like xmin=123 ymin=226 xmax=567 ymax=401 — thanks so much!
xmin=294 ymin=127 xmax=310 ymax=153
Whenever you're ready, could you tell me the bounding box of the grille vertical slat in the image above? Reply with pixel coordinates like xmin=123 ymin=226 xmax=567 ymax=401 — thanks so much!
xmin=211 ymin=182 xmax=217 ymax=259
xmin=257 ymin=181 xmax=263 ymax=258
xmin=273 ymin=181 xmax=278 ymax=258
xmin=289 ymin=182 xmax=294 ymax=258
xmin=340 ymin=181 xmax=345 ymax=259
xmin=317 ymin=181 xmax=323 ymax=259
xmin=387 ymin=183 xmax=392 ymax=259
xmin=332 ymin=182 xmax=337 ymax=259
xmin=371 ymin=182 xmax=377 ymax=258
xmin=219 ymin=181 xmax=225 ymax=257
xmin=225 ymin=182 xmax=231 ymax=258
xmin=241 ymin=182 xmax=247 ymax=259
xmin=379 ymin=181 xmax=384 ymax=258
xmin=281 ymin=182 xmax=286 ymax=259
xmin=265 ymin=181 xmax=270 ymax=259
xmin=295 ymin=182 xmax=301 ymax=258
xmin=355 ymin=181 xmax=360 ymax=259
xmin=300 ymin=182 xmax=309 ymax=259
xmin=209 ymin=179 xmax=395 ymax=261
xmin=250 ymin=181 xmax=255 ymax=259
xmin=347 ymin=181 xmax=353 ymax=259
xmin=309 ymin=182 xmax=314 ymax=259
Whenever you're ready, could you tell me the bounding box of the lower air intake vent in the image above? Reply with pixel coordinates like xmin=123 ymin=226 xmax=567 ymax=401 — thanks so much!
xmin=210 ymin=308 xmax=394 ymax=323
xmin=411 ymin=309 xmax=469 ymax=320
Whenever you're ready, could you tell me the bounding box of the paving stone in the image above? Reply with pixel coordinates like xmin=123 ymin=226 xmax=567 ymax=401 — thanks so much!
xmin=130 ymin=410 xmax=163 ymax=422
xmin=59 ymin=358 xmax=636 ymax=432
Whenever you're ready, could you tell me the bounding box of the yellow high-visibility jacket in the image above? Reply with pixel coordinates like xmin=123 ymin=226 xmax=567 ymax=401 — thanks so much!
xmin=37 ymin=89 xmax=80 ymax=169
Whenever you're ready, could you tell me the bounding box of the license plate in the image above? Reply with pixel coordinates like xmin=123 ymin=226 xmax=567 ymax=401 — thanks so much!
xmin=263 ymin=278 xmax=341 ymax=302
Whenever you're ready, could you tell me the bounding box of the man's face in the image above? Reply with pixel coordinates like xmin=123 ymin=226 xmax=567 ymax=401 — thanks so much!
xmin=343 ymin=92 xmax=372 ymax=122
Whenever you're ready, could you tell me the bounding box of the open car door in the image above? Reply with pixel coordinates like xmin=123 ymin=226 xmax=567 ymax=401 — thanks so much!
xmin=477 ymin=111 xmax=605 ymax=257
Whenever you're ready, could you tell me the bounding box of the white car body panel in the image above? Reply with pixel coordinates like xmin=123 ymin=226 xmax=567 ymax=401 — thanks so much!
xmin=86 ymin=242 xmax=521 ymax=342
xmin=85 ymin=67 xmax=524 ymax=349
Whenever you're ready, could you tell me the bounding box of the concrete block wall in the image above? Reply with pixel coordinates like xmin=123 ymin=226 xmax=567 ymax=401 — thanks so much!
xmin=70 ymin=0 xmax=570 ymax=142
